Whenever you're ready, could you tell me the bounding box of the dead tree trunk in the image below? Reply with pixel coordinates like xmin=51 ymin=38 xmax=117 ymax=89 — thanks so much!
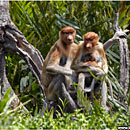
xmin=113 ymin=11 xmax=129 ymax=95
xmin=0 ymin=1 xmax=78 ymax=112
xmin=0 ymin=0 xmax=44 ymax=108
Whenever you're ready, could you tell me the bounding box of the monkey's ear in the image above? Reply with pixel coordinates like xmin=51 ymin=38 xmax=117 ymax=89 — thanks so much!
xmin=59 ymin=31 xmax=61 ymax=38
xmin=83 ymin=35 xmax=85 ymax=41
xmin=74 ymin=30 xmax=76 ymax=34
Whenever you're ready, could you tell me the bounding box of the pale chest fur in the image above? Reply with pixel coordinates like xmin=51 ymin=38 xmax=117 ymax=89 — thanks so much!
xmin=64 ymin=43 xmax=78 ymax=69
xmin=59 ymin=43 xmax=78 ymax=69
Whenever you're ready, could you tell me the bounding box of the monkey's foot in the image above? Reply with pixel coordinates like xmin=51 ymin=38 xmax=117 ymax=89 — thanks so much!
xmin=84 ymin=88 xmax=91 ymax=92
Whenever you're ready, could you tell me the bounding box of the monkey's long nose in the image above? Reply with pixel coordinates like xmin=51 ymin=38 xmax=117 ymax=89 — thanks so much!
xmin=68 ymin=35 xmax=73 ymax=43
xmin=86 ymin=43 xmax=92 ymax=49
xmin=68 ymin=38 xmax=72 ymax=42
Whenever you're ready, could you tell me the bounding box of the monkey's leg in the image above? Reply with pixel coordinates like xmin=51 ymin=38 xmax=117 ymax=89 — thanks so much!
xmin=46 ymin=74 xmax=66 ymax=101
xmin=83 ymin=76 xmax=97 ymax=103
xmin=65 ymin=75 xmax=72 ymax=90
xmin=58 ymin=83 xmax=77 ymax=113
xmin=84 ymin=76 xmax=96 ymax=92
xmin=78 ymin=73 xmax=85 ymax=89
xmin=101 ymin=81 xmax=109 ymax=111
xmin=42 ymin=74 xmax=65 ymax=115
xmin=47 ymin=74 xmax=77 ymax=113
xmin=89 ymin=78 xmax=96 ymax=102
xmin=41 ymin=99 xmax=55 ymax=115
xmin=77 ymin=73 xmax=85 ymax=107
xmin=106 ymin=76 xmax=113 ymax=99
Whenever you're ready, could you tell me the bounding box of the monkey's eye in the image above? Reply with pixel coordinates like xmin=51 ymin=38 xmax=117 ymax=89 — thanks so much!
xmin=85 ymin=38 xmax=93 ymax=41
xmin=62 ymin=32 xmax=69 ymax=35
xmin=69 ymin=32 xmax=73 ymax=35
xmin=67 ymin=32 xmax=74 ymax=35
xmin=66 ymin=32 xmax=69 ymax=35
xmin=62 ymin=31 xmax=74 ymax=35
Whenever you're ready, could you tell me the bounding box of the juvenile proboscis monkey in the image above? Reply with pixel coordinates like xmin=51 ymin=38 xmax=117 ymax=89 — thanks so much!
xmin=71 ymin=32 xmax=108 ymax=108
xmin=41 ymin=26 xmax=78 ymax=112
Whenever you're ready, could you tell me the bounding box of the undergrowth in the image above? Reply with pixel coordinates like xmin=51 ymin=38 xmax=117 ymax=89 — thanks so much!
xmin=0 ymin=88 xmax=129 ymax=129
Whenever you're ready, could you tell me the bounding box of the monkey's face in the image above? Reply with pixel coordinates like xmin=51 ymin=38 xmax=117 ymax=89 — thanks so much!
xmin=83 ymin=32 xmax=99 ymax=50
xmin=60 ymin=26 xmax=76 ymax=45
xmin=61 ymin=31 xmax=75 ymax=45
xmin=84 ymin=38 xmax=93 ymax=50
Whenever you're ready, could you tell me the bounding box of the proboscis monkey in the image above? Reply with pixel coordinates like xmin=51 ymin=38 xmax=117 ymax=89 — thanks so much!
xmin=71 ymin=32 xmax=108 ymax=108
xmin=41 ymin=26 xmax=78 ymax=112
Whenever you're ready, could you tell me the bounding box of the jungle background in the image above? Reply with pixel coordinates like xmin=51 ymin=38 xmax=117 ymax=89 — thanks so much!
xmin=0 ymin=1 xmax=130 ymax=129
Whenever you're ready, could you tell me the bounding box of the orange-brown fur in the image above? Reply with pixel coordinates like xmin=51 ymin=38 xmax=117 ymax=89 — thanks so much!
xmin=70 ymin=32 xmax=108 ymax=108
xmin=41 ymin=26 xmax=78 ymax=100
xmin=71 ymin=32 xmax=108 ymax=73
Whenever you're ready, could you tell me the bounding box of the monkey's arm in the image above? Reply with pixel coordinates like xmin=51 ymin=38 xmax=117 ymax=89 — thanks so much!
xmin=81 ymin=61 xmax=99 ymax=67
xmin=72 ymin=62 xmax=96 ymax=70
xmin=77 ymin=65 xmax=106 ymax=76
xmin=71 ymin=57 xmax=105 ymax=75
xmin=103 ymin=31 xmax=127 ymax=51
xmin=71 ymin=47 xmax=82 ymax=71
xmin=75 ymin=50 xmax=107 ymax=75
xmin=46 ymin=65 xmax=72 ymax=76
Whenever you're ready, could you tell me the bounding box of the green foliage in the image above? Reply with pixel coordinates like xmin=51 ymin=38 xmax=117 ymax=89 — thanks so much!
xmin=2 ymin=1 xmax=129 ymax=128
xmin=0 ymin=88 xmax=14 ymax=113
xmin=0 ymin=89 xmax=127 ymax=129
xmin=0 ymin=98 xmax=129 ymax=129
xmin=9 ymin=1 xmax=130 ymax=111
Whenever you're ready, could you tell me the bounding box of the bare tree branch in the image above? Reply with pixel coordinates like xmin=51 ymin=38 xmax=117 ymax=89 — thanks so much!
xmin=113 ymin=11 xmax=129 ymax=95
xmin=0 ymin=48 xmax=27 ymax=111
xmin=104 ymin=10 xmax=129 ymax=95
xmin=4 ymin=27 xmax=44 ymax=89
xmin=0 ymin=0 xmax=44 ymax=109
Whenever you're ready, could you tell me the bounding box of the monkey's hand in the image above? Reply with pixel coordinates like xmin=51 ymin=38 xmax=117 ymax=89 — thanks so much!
xmin=79 ymin=62 xmax=91 ymax=67
xmin=79 ymin=62 xmax=99 ymax=69
xmin=74 ymin=62 xmax=91 ymax=72
xmin=71 ymin=62 xmax=90 ymax=72
xmin=77 ymin=65 xmax=106 ymax=76
xmin=88 ymin=66 xmax=106 ymax=76
xmin=47 ymin=65 xmax=72 ymax=76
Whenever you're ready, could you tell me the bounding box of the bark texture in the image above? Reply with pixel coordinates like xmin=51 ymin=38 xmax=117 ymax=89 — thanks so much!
xmin=0 ymin=0 xmax=44 ymax=109
xmin=113 ymin=11 xmax=129 ymax=95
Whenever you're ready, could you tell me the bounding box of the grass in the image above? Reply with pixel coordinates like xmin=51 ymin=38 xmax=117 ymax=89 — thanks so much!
xmin=0 ymin=89 xmax=129 ymax=129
